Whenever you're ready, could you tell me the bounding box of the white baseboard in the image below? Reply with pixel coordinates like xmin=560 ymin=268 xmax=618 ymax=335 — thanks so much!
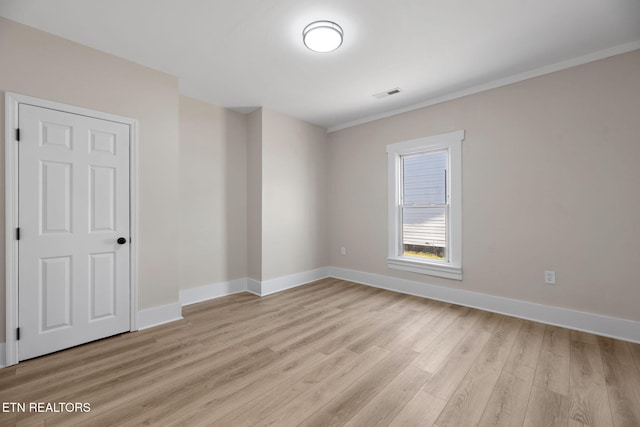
xmin=180 ymin=278 xmax=247 ymax=306
xmin=247 ymin=278 xmax=261 ymax=296
xmin=138 ymin=303 xmax=183 ymax=330
xmin=328 ymin=266 xmax=640 ymax=344
xmin=180 ymin=268 xmax=331 ymax=301
xmin=253 ymin=267 xmax=330 ymax=297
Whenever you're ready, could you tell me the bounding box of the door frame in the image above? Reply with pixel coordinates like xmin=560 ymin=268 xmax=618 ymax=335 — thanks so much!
xmin=4 ymin=92 xmax=139 ymax=367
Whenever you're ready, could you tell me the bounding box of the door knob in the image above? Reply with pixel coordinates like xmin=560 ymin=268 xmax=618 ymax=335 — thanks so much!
xmin=117 ymin=237 xmax=127 ymax=245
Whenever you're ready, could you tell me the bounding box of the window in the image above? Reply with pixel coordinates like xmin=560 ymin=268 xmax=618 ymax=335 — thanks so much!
xmin=387 ymin=130 xmax=464 ymax=280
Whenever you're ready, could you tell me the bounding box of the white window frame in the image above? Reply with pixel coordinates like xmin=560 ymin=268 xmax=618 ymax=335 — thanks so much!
xmin=387 ymin=130 xmax=464 ymax=280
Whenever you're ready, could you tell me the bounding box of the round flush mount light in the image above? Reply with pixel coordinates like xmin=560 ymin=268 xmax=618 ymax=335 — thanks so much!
xmin=303 ymin=21 xmax=343 ymax=53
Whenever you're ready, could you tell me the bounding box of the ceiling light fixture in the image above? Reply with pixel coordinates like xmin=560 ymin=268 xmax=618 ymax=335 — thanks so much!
xmin=303 ymin=21 xmax=343 ymax=53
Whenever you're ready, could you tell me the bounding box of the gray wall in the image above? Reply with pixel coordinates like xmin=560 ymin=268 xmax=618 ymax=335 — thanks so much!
xmin=328 ymin=50 xmax=640 ymax=322
xmin=179 ymin=96 xmax=247 ymax=290
xmin=247 ymin=108 xmax=329 ymax=282
xmin=261 ymin=108 xmax=328 ymax=281
xmin=247 ymin=110 xmax=263 ymax=281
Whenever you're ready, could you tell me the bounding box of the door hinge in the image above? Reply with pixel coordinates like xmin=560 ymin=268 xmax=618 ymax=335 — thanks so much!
xmin=16 ymin=128 xmax=20 ymax=141
xmin=17 ymin=328 xmax=20 ymax=341
xmin=16 ymin=228 xmax=20 ymax=240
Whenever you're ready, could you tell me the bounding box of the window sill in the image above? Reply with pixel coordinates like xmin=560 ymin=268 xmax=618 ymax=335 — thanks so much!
xmin=387 ymin=257 xmax=462 ymax=280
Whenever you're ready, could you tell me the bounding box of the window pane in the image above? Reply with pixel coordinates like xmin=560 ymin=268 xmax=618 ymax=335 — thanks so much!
xmin=402 ymin=207 xmax=446 ymax=260
xmin=403 ymin=151 xmax=447 ymax=205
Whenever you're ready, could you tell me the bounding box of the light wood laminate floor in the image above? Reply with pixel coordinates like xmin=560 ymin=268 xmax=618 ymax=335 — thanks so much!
xmin=1 ymin=278 xmax=640 ymax=426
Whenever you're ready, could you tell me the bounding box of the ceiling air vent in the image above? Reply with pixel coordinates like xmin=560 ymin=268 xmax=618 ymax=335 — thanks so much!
xmin=373 ymin=87 xmax=401 ymax=99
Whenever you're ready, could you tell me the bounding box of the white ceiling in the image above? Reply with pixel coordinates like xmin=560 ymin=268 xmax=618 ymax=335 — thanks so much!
xmin=1 ymin=0 xmax=639 ymax=130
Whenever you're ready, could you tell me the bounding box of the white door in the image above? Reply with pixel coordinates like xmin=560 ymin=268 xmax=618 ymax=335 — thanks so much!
xmin=18 ymin=104 xmax=131 ymax=361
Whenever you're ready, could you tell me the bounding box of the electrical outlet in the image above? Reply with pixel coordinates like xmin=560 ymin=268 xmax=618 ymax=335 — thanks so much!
xmin=340 ymin=246 xmax=347 ymax=256
xmin=544 ymin=271 xmax=556 ymax=285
